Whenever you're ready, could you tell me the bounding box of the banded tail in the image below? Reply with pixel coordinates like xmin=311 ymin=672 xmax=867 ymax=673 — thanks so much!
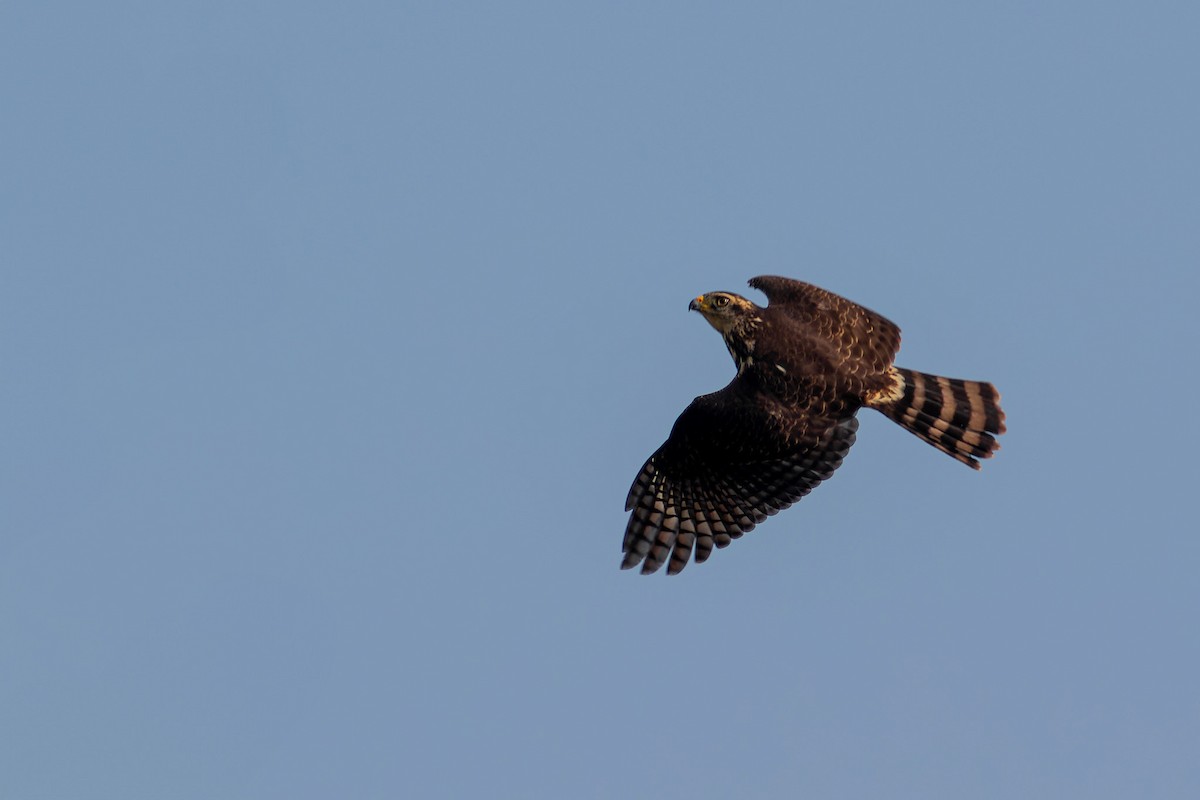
xmin=867 ymin=367 xmax=1006 ymax=469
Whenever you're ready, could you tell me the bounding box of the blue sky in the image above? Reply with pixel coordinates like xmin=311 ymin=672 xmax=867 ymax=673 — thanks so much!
xmin=3 ymin=2 xmax=1197 ymax=797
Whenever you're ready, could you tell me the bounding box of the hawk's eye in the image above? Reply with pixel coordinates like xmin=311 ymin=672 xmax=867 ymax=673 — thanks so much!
xmin=712 ymin=295 xmax=731 ymax=308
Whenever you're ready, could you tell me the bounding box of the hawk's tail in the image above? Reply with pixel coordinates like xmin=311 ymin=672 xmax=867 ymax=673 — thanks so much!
xmin=867 ymin=367 xmax=1006 ymax=469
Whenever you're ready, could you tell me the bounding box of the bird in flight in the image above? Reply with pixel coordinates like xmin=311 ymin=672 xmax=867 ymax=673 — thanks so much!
xmin=623 ymin=276 xmax=1006 ymax=575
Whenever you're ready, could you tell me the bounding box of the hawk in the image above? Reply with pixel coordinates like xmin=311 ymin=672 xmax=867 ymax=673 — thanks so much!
xmin=623 ymin=276 xmax=1006 ymax=575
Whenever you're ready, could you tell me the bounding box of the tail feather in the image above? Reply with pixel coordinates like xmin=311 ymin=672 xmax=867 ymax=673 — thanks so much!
xmin=868 ymin=368 xmax=1006 ymax=469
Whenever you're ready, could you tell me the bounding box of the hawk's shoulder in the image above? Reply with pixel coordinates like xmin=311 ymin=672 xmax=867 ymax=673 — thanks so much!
xmin=748 ymin=275 xmax=902 ymax=372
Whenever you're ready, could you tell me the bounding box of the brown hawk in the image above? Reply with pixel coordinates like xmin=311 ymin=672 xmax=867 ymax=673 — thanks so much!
xmin=623 ymin=276 xmax=1006 ymax=575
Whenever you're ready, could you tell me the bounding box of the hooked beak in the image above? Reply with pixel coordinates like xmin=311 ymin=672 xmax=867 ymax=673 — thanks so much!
xmin=689 ymin=295 xmax=705 ymax=312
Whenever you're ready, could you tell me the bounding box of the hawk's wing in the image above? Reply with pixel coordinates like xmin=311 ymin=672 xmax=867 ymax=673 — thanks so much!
xmin=748 ymin=275 xmax=902 ymax=374
xmin=622 ymin=384 xmax=859 ymax=575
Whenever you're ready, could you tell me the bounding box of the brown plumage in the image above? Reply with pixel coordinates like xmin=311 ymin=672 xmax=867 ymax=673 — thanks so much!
xmin=622 ymin=276 xmax=1006 ymax=575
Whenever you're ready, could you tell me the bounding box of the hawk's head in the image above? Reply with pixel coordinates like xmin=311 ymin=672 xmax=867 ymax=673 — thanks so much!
xmin=689 ymin=291 xmax=763 ymax=369
xmin=689 ymin=292 xmax=759 ymax=335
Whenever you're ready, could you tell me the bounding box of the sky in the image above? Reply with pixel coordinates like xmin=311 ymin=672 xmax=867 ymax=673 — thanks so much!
xmin=2 ymin=2 xmax=1198 ymax=797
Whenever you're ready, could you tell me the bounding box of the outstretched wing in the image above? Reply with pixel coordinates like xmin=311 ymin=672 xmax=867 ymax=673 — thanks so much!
xmin=622 ymin=385 xmax=859 ymax=575
xmin=748 ymin=275 xmax=902 ymax=375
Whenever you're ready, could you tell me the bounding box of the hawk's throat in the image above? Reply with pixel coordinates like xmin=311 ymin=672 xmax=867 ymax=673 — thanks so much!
xmin=722 ymin=329 xmax=757 ymax=373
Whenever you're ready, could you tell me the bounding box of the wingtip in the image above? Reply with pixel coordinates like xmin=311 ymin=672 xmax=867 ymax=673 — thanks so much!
xmin=639 ymin=559 xmax=664 ymax=576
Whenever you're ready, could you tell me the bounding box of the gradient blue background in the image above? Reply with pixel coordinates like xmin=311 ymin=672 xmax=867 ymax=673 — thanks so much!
xmin=3 ymin=2 xmax=1197 ymax=797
